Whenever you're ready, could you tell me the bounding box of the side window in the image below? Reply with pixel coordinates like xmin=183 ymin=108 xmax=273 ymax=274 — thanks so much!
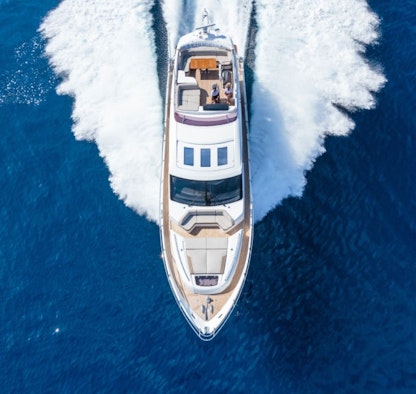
xmin=217 ymin=147 xmax=228 ymax=166
xmin=184 ymin=147 xmax=194 ymax=166
xmin=201 ymin=148 xmax=211 ymax=167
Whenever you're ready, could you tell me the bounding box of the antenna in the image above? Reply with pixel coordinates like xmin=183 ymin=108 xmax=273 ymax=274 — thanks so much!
xmin=195 ymin=9 xmax=215 ymax=34
xmin=202 ymin=8 xmax=208 ymax=25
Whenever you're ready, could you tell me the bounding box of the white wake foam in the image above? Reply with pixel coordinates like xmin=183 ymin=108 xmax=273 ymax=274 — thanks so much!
xmin=250 ymin=0 xmax=386 ymax=219
xmin=40 ymin=0 xmax=163 ymax=221
xmin=41 ymin=0 xmax=385 ymax=224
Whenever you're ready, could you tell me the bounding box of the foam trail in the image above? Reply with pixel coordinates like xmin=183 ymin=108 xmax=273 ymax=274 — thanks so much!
xmin=250 ymin=0 xmax=386 ymax=220
xmin=40 ymin=0 xmax=385 ymax=225
xmin=162 ymin=0 xmax=192 ymax=56
xmin=40 ymin=0 xmax=163 ymax=222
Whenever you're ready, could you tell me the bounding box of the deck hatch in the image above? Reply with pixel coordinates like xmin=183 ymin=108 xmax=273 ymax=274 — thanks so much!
xmin=195 ymin=275 xmax=219 ymax=287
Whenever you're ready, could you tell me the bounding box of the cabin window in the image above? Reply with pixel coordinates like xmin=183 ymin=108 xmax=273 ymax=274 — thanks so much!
xmin=170 ymin=174 xmax=242 ymax=206
xmin=217 ymin=147 xmax=228 ymax=166
xmin=184 ymin=147 xmax=194 ymax=166
xmin=200 ymin=148 xmax=211 ymax=167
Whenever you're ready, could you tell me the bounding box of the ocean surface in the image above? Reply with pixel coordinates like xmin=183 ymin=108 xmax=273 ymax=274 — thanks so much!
xmin=1 ymin=0 xmax=415 ymax=393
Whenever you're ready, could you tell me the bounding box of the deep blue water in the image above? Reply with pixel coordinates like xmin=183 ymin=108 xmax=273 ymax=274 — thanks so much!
xmin=1 ymin=1 xmax=415 ymax=393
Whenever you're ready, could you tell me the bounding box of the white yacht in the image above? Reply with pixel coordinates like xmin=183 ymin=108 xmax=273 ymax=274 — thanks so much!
xmin=160 ymin=11 xmax=253 ymax=340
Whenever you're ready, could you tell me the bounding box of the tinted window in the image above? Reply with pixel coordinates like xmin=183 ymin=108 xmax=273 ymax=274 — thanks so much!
xmin=170 ymin=175 xmax=242 ymax=206
xmin=201 ymin=148 xmax=211 ymax=167
xmin=184 ymin=147 xmax=194 ymax=166
xmin=217 ymin=147 xmax=228 ymax=166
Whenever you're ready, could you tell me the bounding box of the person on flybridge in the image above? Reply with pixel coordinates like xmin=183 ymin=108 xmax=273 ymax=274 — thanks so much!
xmin=211 ymin=83 xmax=220 ymax=103
xmin=224 ymin=82 xmax=233 ymax=105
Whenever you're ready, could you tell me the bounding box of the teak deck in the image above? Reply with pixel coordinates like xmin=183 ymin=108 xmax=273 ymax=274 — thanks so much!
xmin=186 ymin=67 xmax=234 ymax=106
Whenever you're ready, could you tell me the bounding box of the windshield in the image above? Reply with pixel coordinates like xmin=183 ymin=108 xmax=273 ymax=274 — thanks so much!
xmin=170 ymin=175 xmax=242 ymax=206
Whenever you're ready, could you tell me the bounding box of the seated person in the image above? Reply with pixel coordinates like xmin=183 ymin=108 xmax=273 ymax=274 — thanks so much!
xmin=211 ymin=83 xmax=220 ymax=103
xmin=224 ymin=82 xmax=233 ymax=105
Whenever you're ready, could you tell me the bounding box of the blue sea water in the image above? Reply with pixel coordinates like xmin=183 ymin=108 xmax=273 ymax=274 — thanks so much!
xmin=1 ymin=1 xmax=415 ymax=393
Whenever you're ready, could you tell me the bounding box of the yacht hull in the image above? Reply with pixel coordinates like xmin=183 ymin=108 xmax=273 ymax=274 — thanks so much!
xmin=160 ymin=21 xmax=253 ymax=340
